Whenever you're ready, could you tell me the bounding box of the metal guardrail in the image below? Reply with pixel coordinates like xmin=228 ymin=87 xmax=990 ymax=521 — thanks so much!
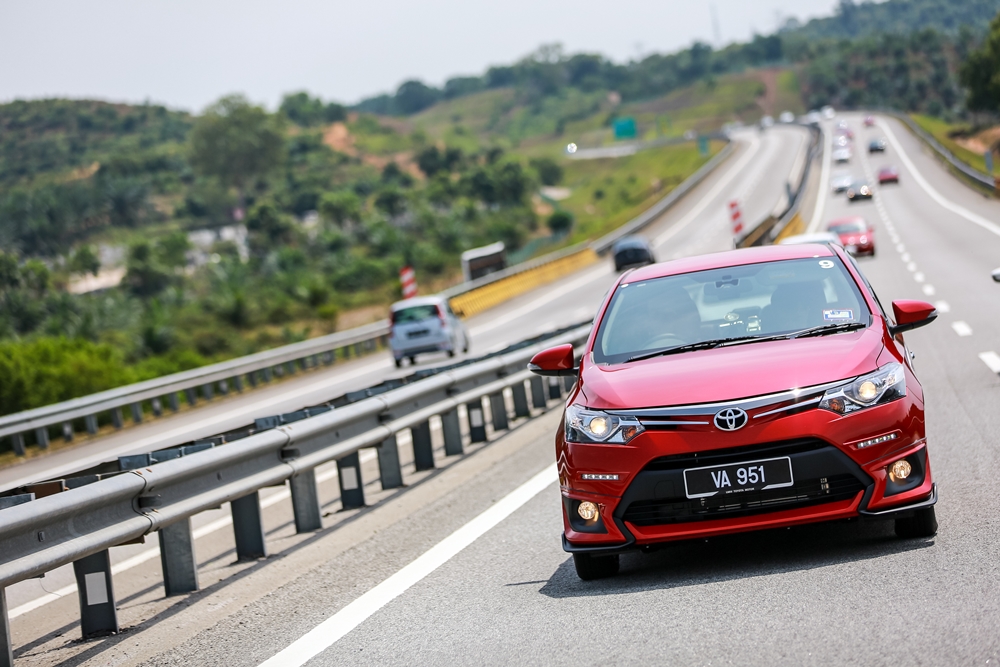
xmin=0 ymin=131 xmax=737 ymax=460
xmin=0 ymin=323 xmax=591 ymax=660
xmin=884 ymin=111 xmax=997 ymax=191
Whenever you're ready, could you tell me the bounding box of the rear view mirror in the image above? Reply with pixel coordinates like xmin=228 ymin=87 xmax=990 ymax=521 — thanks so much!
xmin=528 ymin=344 xmax=577 ymax=377
xmin=888 ymin=300 xmax=937 ymax=337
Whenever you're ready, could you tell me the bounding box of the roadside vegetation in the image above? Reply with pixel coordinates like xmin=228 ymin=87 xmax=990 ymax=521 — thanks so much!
xmin=2 ymin=0 xmax=1000 ymax=421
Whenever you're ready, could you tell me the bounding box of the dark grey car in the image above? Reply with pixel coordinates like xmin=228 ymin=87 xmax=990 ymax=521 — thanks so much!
xmin=612 ymin=236 xmax=656 ymax=272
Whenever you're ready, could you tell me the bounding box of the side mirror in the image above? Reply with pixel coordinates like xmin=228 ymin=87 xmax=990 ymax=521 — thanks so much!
xmin=528 ymin=344 xmax=577 ymax=377
xmin=992 ymin=267 xmax=1000 ymax=283
xmin=889 ymin=300 xmax=937 ymax=337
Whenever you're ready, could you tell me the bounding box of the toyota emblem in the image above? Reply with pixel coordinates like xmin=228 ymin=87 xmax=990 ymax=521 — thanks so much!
xmin=714 ymin=408 xmax=748 ymax=431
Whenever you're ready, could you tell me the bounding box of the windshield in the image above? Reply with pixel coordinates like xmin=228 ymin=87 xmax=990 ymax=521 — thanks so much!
xmin=593 ymin=256 xmax=871 ymax=364
xmin=392 ymin=305 xmax=439 ymax=324
xmin=828 ymin=219 xmax=867 ymax=234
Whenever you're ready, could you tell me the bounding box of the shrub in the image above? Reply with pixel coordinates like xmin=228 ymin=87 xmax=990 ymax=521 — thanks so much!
xmin=547 ymin=210 xmax=574 ymax=235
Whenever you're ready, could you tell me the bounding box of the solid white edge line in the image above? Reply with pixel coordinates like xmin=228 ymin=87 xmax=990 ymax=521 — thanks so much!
xmin=979 ymin=351 xmax=1000 ymax=374
xmin=879 ymin=119 xmax=1000 ymax=239
xmin=257 ymin=463 xmax=558 ymax=667
xmin=654 ymin=133 xmax=763 ymax=247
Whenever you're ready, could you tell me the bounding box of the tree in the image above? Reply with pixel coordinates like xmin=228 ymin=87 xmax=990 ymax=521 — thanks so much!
xmin=189 ymin=95 xmax=286 ymax=216
xmin=547 ymin=210 xmax=573 ymax=235
xmin=392 ymin=80 xmax=441 ymax=115
xmin=530 ymin=157 xmax=563 ymax=186
xmin=124 ymin=241 xmax=171 ymax=297
xmin=279 ymin=91 xmax=346 ymax=126
xmin=69 ymin=245 xmax=101 ymax=275
xmin=318 ymin=190 xmax=361 ymax=228
xmin=960 ymin=12 xmax=1000 ymax=113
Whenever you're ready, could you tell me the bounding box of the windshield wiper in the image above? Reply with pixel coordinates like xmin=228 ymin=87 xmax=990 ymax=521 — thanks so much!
xmin=785 ymin=322 xmax=866 ymax=339
xmin=624 ymin=322 xmax=866 ymax=363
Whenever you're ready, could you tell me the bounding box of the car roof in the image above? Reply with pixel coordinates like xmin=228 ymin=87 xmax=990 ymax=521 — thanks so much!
xmin=613 ymin=235 xmax=651 ymax=249
xmin=624 ymin=244 xmax=836 ymax=282
xmin=826 ymin=216 xmax=866 ymax=226
xmin=390 ymin=296 xmax=445 ymax=311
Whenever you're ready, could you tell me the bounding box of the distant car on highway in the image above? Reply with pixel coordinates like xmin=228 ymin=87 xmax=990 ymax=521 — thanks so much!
xmin=779 ymin=111 xmax=795 ymax=123
xmin=827 ymin=216 xmax=875 ymax=256
xmin=779 ymin=232 xmax=843 ymax=247
xmin=760 ymin=115 xmax=774 ymax=129
xmin=878 ymin=166 xmax=900 ymax=184
xmin=833 ymin=135 xmax=850 ymax=148
xmin=864 ymin=115 xmax=876 ymax=127
xmin=833 ymin=148 xmax=853 ymax=163
xmin=529 ymin=243 xmax=939 ymax=579
xmin=835 ymin=126 xmax=854 ymax=141
xmin=612 ymin=235 xmax=656 ymax=272
xmin=847 ymin=180 xmax=873 ymax=201
xmin=831 ymin=173 xmax=854 ymax=193
xmin=822 ymin=105 xmax=836 ymax=119
xmin=388 ymin=296 xmax=469 ymax=367
xmin=869 ymin=139 xmax=887 ymax=153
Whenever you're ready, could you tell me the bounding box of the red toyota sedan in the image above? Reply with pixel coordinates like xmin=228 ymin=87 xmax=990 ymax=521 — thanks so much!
xmin=530 ymin=244 xmax=938 ymax=580
xmin=827 ymin=216 xmax=875 ymax=256
xmin=879 ymin=166 xmax=900 ymax=184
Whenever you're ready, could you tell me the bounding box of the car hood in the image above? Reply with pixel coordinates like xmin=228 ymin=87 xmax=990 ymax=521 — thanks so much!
xmin=579 ymin=327 xmax=885 ymax=409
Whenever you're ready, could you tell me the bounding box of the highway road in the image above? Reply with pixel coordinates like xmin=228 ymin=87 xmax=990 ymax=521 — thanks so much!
xmin=1 ymin=122 xmax=845 ymax=665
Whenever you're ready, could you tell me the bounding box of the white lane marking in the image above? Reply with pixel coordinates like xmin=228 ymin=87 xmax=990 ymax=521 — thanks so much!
xmin=257 ymin=464 xmax=558 ymax=667
xmin=952 ymin=321 xmax=973 ymax=337
xmin=896 ymin=243 xmax=905 ymax=253
xmin=654 ymin=134 xmax=763 ymax=247
xmin=979 ymin=351 xmax=1000 ymax=374
xmin=922 ymin=284 xmax=936 ymax=296
xmin=901 ymin=252 xmax=911 ymax=262
xmin=2 ymin=359 xmax=393 ymax=492
xmin=9 ymin=454 xmax=374 ymax=619
xmin=913 ymin=272 xmax=925 ymax=283
xmin=934 ymin=301 xmax=951 ymax=313
xmin=906 ymin=262 xmax=917 ymax=272
xmin=808 ymin=123 xmax=831 ymax=232
xmin=880 ymin=120 xmax=1000 ymax=239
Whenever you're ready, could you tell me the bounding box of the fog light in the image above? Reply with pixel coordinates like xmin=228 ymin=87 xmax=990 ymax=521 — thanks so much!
xmin=889 ymin=459 xmax=912 ymax=482
xmin=577 ymin=501 xmax=599 ymax=521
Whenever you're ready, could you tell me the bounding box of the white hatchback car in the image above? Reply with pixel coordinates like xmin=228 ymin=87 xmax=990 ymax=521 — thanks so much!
xmin=388 ymin=296 xmax=469 ymax=367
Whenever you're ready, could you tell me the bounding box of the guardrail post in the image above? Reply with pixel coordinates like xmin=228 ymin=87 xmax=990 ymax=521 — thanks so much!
xmin=85 ymin=414 xmax=99 ymax=434
xmin=168 ymin=393 xmax=180 ymax=412
xmin=547 ymin=376 xmax=562 ymax=400
xmin=512 ymin=381 xmax=530 ymax=418
xmin=130 ymin=402 xmax=143 ymax=424
xmin=263 ymin=367 xmax=273 ymax=382
xmin=289 ymin=469 xmax=323 ymax=533
xmin=72 ymin=549 xmax=118 ymax=638
xmin=411 ymin=421 xmax=434 ymax=471
xmin=377 ymin=435 xmax=403 ymax=489
xmin=202 ymin=384 xmax=214 ymax=401
xmin=248 ymin=372 xmax=258 ymax=388
xmin=10 ymin=433 xmax=25 ymax=457
xmin=35 ymin=427 xmax=49 ymax=449
xmin=152 ymin=398 xmax=163 ymax=417
xmin=61 ymin=422 xmax=73 ymax=442
xmin=159 ymin=518 xmax=199 ymax=596
xmin=2 ymin=587 xmax=12 ymax=667
xmin=286 ymin=361 xmax=297 ymax=376
xmin=530 ymin=376 xmax=547 ymax=408
xmin=185 ymin=389 xmax=197 ymax=407
xmin=233 ymin=375 xmax=244 ymax=392
xmin=231 ymin=491 xmax=267 ymax=561
xmin=442 ymin=409 xmax=463 ymax=456
xmin=219 ymin=379 xmax=229 ymax=396
xmin=466 ymin=400 xmax=487 ymax=443
xmin=112 ymin=407 xmax=124 ymax=429
xmin=337 ymin=452 xmax=365 ymax=509
xmin=489 ymin=392 xmax=509 ymax=432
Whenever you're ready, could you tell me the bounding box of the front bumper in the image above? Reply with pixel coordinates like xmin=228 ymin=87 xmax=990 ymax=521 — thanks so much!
xmin=559 ymin=396 xmax=935 ymax=555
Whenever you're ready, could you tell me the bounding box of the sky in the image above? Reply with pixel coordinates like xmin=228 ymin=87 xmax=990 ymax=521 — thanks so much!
xmin=0 ymin=0 xmax=842 ymax=113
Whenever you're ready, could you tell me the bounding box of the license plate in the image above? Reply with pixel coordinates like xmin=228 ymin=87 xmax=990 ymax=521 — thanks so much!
xmin=407 ymin=329 xmax=429 ymax=338
xmin=683 ymin=456 xmax=794 ymax=499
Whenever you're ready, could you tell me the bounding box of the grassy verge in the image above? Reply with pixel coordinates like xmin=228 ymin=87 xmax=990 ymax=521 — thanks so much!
xmin=910 ymin=114 xmax=997 ymax=176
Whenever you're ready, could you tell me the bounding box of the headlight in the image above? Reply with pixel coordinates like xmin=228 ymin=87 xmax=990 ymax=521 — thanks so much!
xmin=819 ymin=362 xmax=906 ymax=415
xmin=565 ymin=405 xmax=644 ymax=444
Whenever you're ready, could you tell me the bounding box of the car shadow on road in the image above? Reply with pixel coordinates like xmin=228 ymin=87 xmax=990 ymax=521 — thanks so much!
xmin=538 ymin=519 xmax=934 ymax=599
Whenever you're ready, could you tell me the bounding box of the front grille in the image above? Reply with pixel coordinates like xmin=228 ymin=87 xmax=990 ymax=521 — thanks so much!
xmin=642 ymin=438 xmax=827 ymax=470
xmin=621 ymin=474 xmax=865 ymax=526
xmin=617 ymin=438 xmax=870 ymax=527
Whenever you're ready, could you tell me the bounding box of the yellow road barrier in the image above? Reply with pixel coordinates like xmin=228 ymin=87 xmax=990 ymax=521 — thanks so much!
xmin=774 ymin=212 xmax=805 ymax=243
xmin=449 ymin=248 xmax=599 ymax=318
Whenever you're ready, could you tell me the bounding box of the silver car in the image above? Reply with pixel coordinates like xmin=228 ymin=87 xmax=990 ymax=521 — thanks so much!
xmin=389 ymin=296 xmax=470 ymax=367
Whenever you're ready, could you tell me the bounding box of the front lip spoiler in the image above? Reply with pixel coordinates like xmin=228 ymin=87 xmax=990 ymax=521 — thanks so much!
xmin=562 ymin=533 xmax=636 ymax=556
xmin=859 ymin=483 xmax=937 ymax=519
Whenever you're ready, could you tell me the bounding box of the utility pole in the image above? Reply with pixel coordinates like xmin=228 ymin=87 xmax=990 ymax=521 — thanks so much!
xmin=710 ymin=5 xmax=722 ymax=47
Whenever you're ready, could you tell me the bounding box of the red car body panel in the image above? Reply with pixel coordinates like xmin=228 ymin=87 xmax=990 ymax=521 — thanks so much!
xmin=552 ymin=244 xmax=935 ymax=553
xmin=826 ymin=217 xmax=875 ymax=256
xmin=878 ymin=168 xmax=899 ymax=184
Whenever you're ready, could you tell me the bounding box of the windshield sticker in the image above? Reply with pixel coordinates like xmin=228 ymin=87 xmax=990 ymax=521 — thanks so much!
xmin=824 ymin=309 xmax=854 ymax=321
xmin=818 ymin=260 xmax=835 ymax=269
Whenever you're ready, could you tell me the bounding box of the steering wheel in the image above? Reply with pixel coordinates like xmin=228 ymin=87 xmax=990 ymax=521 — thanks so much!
xmin=639 ymin=333 xmax=686 ymax=350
